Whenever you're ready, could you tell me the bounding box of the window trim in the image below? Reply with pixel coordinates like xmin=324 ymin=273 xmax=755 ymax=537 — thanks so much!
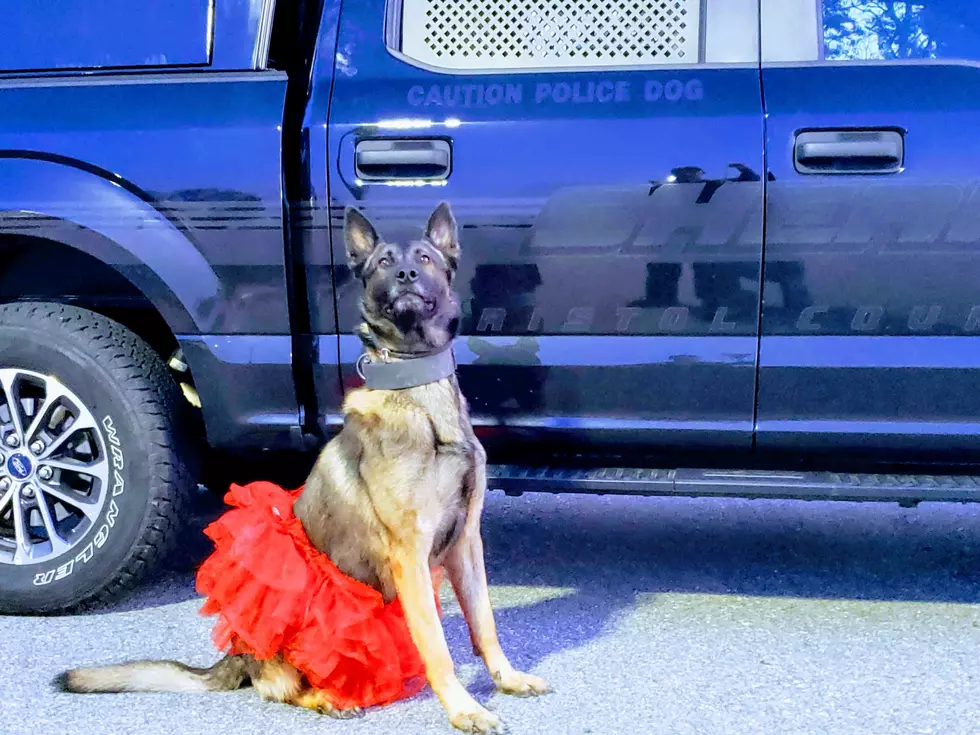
xmin=698 ymin=0 xmax=709 ymax=64
xmin=815 ymin=0 xmax=825 ymax=62
xmin=252 ymin=0 xmax=278 ymax=69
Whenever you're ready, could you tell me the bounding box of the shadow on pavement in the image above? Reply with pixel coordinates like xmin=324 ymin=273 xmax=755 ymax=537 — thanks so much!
xmin=86 ymin=491 xmax=980 ymax=693
xmin=478 ymin=494 xmax=980 ymax=604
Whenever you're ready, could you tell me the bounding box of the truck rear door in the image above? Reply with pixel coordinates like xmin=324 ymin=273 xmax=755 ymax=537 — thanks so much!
xmin=320 ymin=0 xmax=767 ymax=457
xmin=758 ymin=0 xmax=980 ymax=460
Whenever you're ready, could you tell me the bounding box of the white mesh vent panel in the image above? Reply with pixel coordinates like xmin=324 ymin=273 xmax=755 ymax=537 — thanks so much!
xmin=400 ymin=0 xmax=702 ymax=70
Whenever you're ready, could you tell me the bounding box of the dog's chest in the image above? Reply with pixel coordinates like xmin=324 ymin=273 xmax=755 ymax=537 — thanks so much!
xmin=428 ymin=446 xmax=472 ymax=561
xmin=428 ymin=409 xmax=475 ymax=505
xmin=415 ymin=384 xmax=477 ymax=555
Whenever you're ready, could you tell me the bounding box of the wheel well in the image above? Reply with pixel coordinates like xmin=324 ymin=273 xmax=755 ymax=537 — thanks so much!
xmin=0 ymin=235 xmax=179 ymax=360
xmin=0 ymin=234 xmax=208 ymax=439
xmin=0 ymin=235 xmax=224 ymax=505
xmin=0 ymin=234 xmax=213 ymax=457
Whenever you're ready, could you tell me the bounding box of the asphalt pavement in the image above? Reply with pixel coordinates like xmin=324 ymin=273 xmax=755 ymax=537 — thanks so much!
xmin=3 ymin=491 xmax=980 ymax=735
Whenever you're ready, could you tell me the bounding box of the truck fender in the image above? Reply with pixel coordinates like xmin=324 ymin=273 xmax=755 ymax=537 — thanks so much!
xmin=0 ymin=154 xmax=219 ymax=334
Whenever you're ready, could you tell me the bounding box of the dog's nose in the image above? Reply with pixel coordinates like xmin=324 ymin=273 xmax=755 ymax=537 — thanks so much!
xmin=396 ymin=268 xmax=419 ymax=284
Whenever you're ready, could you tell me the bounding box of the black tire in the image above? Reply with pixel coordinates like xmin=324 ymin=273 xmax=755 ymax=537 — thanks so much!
xmin=0 ymin=302 xmax=200 ymax=614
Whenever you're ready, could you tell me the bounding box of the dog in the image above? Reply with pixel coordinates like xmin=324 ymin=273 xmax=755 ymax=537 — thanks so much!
xmin=57 ymin=202 xmax=550 ymax=733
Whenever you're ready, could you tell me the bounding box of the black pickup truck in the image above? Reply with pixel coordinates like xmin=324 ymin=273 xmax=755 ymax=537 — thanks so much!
xmin=2 ymin=0 xmax=980 ymax=614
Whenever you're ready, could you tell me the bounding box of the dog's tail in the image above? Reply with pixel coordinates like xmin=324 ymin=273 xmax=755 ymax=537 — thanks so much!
xmin=54 ymin=654 xmax=252 ymax=694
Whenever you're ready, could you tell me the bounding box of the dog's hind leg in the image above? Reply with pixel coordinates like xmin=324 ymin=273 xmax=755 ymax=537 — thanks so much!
xmin=252 ymin=656 xmax=361 ymax=719
xmin=249 ymin=655 xmax=303 ymax=703
xmin=288 ymin=689 xmax=365 ymax=719
xmin=252 ymin=656 xmax=363 ymax=719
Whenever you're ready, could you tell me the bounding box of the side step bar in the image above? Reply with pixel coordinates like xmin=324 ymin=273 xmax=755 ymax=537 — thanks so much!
xmin=486 ymin=466 xmax=980 ymax=505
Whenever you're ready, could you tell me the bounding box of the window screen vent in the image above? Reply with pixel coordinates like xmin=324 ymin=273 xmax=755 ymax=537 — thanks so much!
xmin=400 ymin=0 xmax=701 ymax=70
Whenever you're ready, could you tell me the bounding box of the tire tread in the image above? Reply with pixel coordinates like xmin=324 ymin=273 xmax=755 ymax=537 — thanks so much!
xmin=0 ymin=301 xmax=199 ymax=614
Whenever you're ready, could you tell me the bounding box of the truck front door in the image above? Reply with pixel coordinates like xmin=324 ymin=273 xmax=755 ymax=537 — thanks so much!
xmin=318 ymin=0 xmax=767 ymax=458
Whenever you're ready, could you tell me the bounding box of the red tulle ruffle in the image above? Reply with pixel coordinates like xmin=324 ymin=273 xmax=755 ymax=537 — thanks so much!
xmin=195 ymin=481 xmax=442 ymax=710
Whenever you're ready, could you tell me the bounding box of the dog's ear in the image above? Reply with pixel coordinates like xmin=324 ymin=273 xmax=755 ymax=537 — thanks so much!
xmin=344 ymin=208 xmax=379 ymax=273
xmin=425 ymin=201 xmax=460 ymax=267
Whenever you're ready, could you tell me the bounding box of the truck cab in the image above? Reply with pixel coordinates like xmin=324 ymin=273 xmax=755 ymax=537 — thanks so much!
xmin=2 ymin=0 xmax=979 ymax=613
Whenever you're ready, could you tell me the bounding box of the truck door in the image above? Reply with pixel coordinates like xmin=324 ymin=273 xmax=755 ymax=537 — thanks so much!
xmin=758 ymin=0 xmax=980 ymax=459
xmin=320 ymin=0 xmax=766 ymax=457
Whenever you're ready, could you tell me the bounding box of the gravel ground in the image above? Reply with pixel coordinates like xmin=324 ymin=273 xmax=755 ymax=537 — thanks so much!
xmin=3 ymin=491 xmax=980 ymax=735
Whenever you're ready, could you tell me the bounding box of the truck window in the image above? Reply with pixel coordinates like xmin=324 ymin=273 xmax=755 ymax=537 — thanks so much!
xmin=822 ymin=0 xmax=980 ymax=61
xmin=0 ymin=0 xmax=213 ymax=72
xmin=388 ymin=0 xmax=760 ymax=70
xmin=762 ymin=0 xmax=980 ymax=63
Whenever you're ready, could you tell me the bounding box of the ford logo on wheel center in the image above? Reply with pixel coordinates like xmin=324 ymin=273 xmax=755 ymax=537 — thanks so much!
xmin=7 ymin=453 xmax=33 ymax=480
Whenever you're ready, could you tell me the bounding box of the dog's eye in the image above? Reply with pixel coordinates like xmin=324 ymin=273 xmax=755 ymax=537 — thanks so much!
xmin=419 ymin=253 xmax=431 ymax=264
xmin=378 ymin=256 xmax=392 ymax=268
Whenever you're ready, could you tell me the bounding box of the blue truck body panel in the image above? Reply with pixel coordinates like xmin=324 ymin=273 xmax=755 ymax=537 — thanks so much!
xmin=759 ymin=0 xmax=980 ymax=459
xmin=0 ymin=73 xmax=290 ymax=334
xmin=321 ymin=0 xmax=765 ymax=455
xmin=2 ymin=0 xmax=980 ymax=469
xmin=0 ymin=71 xmax=302 ymax=447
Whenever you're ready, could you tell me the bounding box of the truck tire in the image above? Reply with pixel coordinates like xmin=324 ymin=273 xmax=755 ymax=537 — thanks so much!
xmin=0 ymin=302 xmax=199 ymax=614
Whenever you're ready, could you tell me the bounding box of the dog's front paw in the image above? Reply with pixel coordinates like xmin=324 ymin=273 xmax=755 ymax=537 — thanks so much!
xmin=493 ymin=669 xmax=551 ymax=698
xmin=450 ymin=705 xmax=507 ymax=734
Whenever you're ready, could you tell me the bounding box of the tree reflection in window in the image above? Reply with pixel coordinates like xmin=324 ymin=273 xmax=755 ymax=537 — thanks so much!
xmin=822 ymin=0 xmax=980 ymax=61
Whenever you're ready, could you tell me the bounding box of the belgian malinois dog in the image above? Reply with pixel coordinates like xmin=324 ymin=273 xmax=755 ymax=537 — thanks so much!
xmin=57 ymin=202 xmax=549 ymax=733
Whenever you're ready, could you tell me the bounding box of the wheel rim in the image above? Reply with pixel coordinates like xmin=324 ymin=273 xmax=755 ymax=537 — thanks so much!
xmin=0 ymin=369 xmax=109 ymax=566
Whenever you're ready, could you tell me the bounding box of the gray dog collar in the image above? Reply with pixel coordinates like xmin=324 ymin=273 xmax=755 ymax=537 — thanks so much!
xmin=356 ymin=344 xmax=457 ymax=390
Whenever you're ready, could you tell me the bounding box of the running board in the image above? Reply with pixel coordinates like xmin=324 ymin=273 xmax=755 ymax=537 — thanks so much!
xmin=486 ymin=466 xmax=980 ymax=505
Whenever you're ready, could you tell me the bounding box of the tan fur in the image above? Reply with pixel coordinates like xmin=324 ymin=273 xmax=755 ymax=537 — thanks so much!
xmin=233 ymin=656 xmax=362 ymax=720
xmin=292 ymin=368 xmax=550 ymax=732
xmin=288 ymin=688 xmax=363 ymax=719
xmin=56 ymin=203 xmax=547 ymax=733
xmin=57 ymin=654 xmax=251 ymax=694
xmin=251 ymin=656 xmax=303 ymax=703
xmin=61 ymin=662 xmax=215 ymax=694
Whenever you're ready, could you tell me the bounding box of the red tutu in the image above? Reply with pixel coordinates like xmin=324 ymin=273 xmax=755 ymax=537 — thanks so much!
xmin=195 ymin=481 xmax=442 ymax=710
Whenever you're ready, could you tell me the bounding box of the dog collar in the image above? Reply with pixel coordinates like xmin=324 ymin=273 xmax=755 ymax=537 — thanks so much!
xmin=356 ymin=344 xmax=457 ymax=390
